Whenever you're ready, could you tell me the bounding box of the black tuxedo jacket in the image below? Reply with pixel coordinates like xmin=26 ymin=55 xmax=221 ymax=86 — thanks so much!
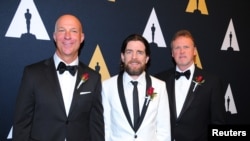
xmin=155 ymin=66 xmax=226 ymax=141
xmin=13 ymin=58 xmax=104 ymax=141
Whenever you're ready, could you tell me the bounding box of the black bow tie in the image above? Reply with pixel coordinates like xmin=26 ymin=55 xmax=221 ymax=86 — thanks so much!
xmin=57 ymin=62 xmax=77 ymax=76
xmin=175 ymin=70 xmax=190 ymax=80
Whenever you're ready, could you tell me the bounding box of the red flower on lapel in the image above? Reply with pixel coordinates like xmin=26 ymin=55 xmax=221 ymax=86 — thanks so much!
xmin=77 ymin=73 xmax=89 ymax=89
xmin=145 ymin=86 xmax=157 ymax=105
xmin=192 ymin=75 xmax=205 ymax=92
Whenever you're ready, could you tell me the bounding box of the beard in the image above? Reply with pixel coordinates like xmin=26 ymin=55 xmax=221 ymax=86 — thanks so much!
xmin=124 ymin=62 xmax=146 ymax=76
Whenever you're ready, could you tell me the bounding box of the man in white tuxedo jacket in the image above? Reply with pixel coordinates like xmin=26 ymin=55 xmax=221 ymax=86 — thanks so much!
xmin=102 ymin=34 xmax=171 ymax=141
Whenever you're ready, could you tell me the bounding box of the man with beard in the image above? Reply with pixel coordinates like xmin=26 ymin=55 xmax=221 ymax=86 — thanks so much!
xmin=102 ymin=34 xmax=171 ymax=141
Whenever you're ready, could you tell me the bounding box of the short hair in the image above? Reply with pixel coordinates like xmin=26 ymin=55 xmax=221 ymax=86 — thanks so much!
xmin=170 ymin=29 xmax=196 ymax=49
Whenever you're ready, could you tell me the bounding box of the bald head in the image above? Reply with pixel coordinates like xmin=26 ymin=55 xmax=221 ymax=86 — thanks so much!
xmin=53 ymin=14 xmax=84 ymax=63
xmin=54 ymin=14 xmax=83 ymax=33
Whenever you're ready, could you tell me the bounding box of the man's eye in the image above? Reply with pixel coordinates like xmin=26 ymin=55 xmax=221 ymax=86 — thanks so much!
xmin=137 ymin=51 xmax=144 ymax=55
xmin=125 ymin=50 xmax=132 ymax=54
xmin=58 ymin=29 xmax=65 ymax=32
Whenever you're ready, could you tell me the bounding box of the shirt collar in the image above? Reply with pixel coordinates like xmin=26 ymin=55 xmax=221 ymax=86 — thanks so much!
xmin=123 ymin=71 xmax=146 ymax=86
xmin=176 ymin=63 xmax=195 ymax=72
xmin=53 ymin=53 xmax=79 ymax=68
xmin=176 ymin=63 xmax=195 ymax=80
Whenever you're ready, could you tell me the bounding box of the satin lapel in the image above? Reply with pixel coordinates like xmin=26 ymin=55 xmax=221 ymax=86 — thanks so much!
xmin=135 ymin=72 xmax=151 ymax=132
xmin=68 ymin=64 xmax=84 ymax=117
xmin=44 ymin=58 xmax=67 ymax=116
xmin=168 ymin=74 xmax=178 ymax=120
xmin=117 ymin=72 xmax=134 ymax=130
xmin=177 ymin=69 xmax=198 ymax=121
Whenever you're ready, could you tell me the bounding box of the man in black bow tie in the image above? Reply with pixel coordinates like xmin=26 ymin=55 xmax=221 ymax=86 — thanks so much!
xmin=13 ymin=14 xmax=104 ymax=141
xmin=175 ymin=69 xmax=190 ymax=80
xmin=57 ymin=61 xmax=78 ymax=76
xmin=155 ymin=29 xmax=226 ymax=141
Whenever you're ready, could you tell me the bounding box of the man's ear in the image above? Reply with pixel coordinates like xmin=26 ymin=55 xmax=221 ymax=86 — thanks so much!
xmin=121 ymin=53 xmax=124 ymax=62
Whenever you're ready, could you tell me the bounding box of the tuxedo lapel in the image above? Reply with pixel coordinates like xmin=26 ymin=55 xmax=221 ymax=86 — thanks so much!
xmin=177 ymin=67 xmax=200 ymax=121
xmin=177 ymin=82 xmax=196 ymax=120
xmin=135 ymin=72 xmax=151 ymax=132
xmin=117 ymin=72 xmax=134 ymax=130
xmin=44 ymin=58 xmax=67 ymax=116
xmin=167 ymin=74 xmax=178 ymax=120
xmin=117 ymin=72 xmax=152 ymax=132
xmin=68 ymin=63 xmax=87 ymax=117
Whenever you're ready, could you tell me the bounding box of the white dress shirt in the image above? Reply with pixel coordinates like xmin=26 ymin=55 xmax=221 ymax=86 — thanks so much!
xmin=53 ymin=53 xmax=78 ymax=116
xmin=123 ymin=71 xmax=147 ymax=125
xmin=175 ymin=63 xmax=194 ymax=117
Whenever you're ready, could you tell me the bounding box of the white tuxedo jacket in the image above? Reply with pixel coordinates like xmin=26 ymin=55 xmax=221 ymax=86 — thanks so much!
xmin=102 ymin=72 xmax=171 ymax=141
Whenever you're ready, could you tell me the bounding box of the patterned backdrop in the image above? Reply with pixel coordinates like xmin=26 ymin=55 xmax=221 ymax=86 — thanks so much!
xmin=0 ymin=0 xmax=249 ymax=140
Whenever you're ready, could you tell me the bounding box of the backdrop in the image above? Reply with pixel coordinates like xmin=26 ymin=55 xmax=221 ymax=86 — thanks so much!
xmin=0 ymin=0 xmax=249 ymax=140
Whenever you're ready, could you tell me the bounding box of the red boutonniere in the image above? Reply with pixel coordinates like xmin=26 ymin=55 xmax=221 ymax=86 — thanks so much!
xmin=145 ymin=87 xmax=157 ymax=105
xmin=77 ymin=73 xmax=89 ymax=89
xmin=192 ymin=75 xmax=205 ymax=92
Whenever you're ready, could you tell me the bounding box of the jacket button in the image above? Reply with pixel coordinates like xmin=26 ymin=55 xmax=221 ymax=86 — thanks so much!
xmin=66 ymin=120 xmax=69 ymax=124
xmin=134 ymin=135 xmax=137 ymax=138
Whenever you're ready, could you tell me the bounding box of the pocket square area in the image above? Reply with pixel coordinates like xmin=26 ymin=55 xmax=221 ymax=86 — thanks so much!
xmin=80 ymin=91 xmax=91 ymax=95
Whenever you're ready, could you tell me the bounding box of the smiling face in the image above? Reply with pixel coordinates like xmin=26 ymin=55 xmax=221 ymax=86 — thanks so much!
xmin=53 ymin=14 xmax=84 ymax=63
xmin=121 ymin=40 xmax=149 ymax=78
